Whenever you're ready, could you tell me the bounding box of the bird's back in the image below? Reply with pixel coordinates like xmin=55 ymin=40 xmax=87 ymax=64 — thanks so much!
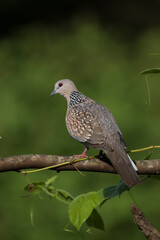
xmin=66 ymin=91 xmax=124 ymax=151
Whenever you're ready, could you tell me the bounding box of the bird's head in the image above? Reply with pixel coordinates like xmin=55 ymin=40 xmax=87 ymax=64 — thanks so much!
xmin=50 ymin=79 xmax=78 ymax=101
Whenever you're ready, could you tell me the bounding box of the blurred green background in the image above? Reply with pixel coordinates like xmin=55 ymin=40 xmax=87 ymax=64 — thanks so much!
xmin=1 ymin=1 xmax=160 ymax=239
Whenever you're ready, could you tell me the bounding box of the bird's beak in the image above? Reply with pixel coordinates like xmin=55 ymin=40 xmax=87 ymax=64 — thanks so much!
xmin=50 ymin=90 xmax=56 ymax=97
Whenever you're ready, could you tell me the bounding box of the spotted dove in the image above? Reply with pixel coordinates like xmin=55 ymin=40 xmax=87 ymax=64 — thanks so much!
xmin=50 ymin=79 xmax=141 ymax=186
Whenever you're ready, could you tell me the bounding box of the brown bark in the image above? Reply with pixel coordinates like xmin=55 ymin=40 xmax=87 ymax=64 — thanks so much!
xmin=130 ymin=204 xmax=160 ymax=240
xmin=0 ymin=154 xmax=160 ymax=175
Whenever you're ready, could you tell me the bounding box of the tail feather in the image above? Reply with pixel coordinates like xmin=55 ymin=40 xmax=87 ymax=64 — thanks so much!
xmin=105 ymin=146 xmax=141 ymax=187
xmin=127 ymin=154 xmax=137 ymax=171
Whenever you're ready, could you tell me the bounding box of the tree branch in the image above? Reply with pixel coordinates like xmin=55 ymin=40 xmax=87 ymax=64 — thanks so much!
xmin=0 ymin=154 xmax=160 ymax=175
xmin=130 ymin=204 xmax=160 ymax=240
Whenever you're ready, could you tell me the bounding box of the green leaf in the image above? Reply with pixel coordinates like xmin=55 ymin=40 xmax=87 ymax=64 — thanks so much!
xmin=140 ymin=68 xmax=160 ymax=75
xmin=69 ymin=192 xmax=98 ymax=230
xmin=45 ymin=175 xmax=57 ymax=187
xmin=69 ymin=180 xmax=129 ymax=230
xmin=86 ymin=209 xmax=104 ymax=231
xmin=116 ymin=180 xmax=129 ymax=196
xmin=24 ymin=182 xmax=45 ymax=194
xmin=96 ymin=187 xmax=106 ymax=205
xmin=23 ymin=175 xmax=75 ymax=202
xmin=24 ymin=176 xmax=59 ymax=197
xmin=101 ymin=180 xmax=129 ymax=201
xmin=55 ymin=189 xmax=74 ymax=204
xmin=40 ymin=186 xmax=55 ymax=197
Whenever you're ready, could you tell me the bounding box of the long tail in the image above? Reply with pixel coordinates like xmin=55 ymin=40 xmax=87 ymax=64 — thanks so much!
xmin=105 ymin=146 xmax=141 ymax=187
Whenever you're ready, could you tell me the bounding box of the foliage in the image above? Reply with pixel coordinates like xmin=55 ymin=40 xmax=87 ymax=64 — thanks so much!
xmin=140 ymin=68 xmax=160 ymax=75
xmin=22 ymin=146 xmax=160 ymax=232
xmin=24 ymin=176 xmax=74 ymax=204
xmin=24 ymin=176 xmax=129 ymax=231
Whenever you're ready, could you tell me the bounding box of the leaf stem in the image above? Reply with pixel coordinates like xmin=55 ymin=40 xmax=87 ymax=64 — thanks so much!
xmin=145 ymin=75 xmax=151 ymax=106
xmin=21 ymin=156 xmax=95 ymax=174
xmin=128 ymin=145 xmax=160 ymax=153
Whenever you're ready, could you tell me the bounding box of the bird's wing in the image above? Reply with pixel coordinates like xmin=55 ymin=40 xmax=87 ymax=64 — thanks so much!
xmin=99 ymin=104 xmax=127 ymax=148
xmin=66 ymin=100 xmax=106 ymax=144
xmin=66 ymin=100 xmax=126 ymax=150
xmin=86 ymin=102 xmax=127 ymax=150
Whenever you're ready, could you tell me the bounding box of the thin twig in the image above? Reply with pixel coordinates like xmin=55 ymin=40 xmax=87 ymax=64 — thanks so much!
xmin=128 ymin=145 xmax=160 ymax=153
xmin=21 ymin=156 xmax=95 ymax=174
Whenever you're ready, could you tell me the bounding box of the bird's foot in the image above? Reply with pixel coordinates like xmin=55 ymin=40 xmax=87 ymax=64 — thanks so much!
xmin=74 ymin=148 xmax=89 ymax=158
xmin=69 ymin=159 xmax=85 ymax=176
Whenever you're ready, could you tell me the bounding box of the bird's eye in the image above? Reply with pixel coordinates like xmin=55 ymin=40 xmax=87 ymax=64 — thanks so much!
xmin=58 ymin=83 xmax=63 ymax=87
